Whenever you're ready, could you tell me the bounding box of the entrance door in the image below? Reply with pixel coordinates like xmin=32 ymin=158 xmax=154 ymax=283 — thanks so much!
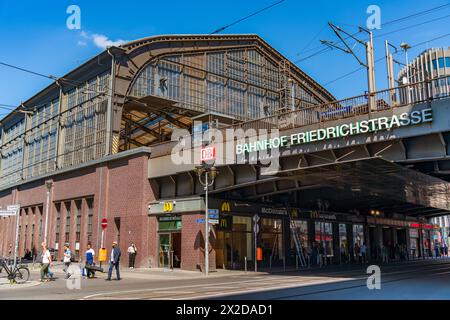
xmin=172 ymin=232 xmax=182 ymax=268
xmin=159 ymin=234 xmax=170 ymax=268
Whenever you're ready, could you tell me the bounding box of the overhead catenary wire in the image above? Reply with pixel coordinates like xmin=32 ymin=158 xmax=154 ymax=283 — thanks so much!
xmin=294 ymin=3 xmax=450 ymax=63
xmin=323 ymin=32 xmax=450 ymax=86
xmin=210 ymin=0 xmax=285 ymax=35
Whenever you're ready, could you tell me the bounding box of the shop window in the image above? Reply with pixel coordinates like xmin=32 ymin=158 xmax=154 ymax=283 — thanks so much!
xmin=315 ymin=222 xmax=334 ymax=256
xmin=291 ymin=220 xmax=308 ymax=249
xmin=353 ymin=224 xmax=364 ymax=247
xmin=261 ymin=218 xmax=283 ymax=262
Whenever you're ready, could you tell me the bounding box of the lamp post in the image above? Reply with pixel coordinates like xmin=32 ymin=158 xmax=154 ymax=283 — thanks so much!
xmin=400 ymin=42 xmax=412 ymax=104
xmin=195 ymin=165 xmax=219 ymax=276
xmin=44 ymin=181 xmax=53 ymax=244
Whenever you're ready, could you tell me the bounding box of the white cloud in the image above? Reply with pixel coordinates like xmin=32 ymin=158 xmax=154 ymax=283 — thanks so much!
xmin=78 ymin=31 xmax=129 ymax=49
xmin=91 ymin=34 xmax=128 ymax=49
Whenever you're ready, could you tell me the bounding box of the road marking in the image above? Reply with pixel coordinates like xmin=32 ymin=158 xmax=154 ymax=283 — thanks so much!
xmin=80 ymin=276 xmax=281 ymax=299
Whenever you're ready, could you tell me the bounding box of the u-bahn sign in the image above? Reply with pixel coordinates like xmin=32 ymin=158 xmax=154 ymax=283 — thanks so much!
xmin=236 ymin=108 xmax=433 ymax=154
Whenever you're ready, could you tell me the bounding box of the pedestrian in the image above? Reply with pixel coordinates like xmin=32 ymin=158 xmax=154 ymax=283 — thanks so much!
xmin=85 ymin=243 xmax=96 ymax=279
xmin=318 ymin=243 xmax=324 ymax=267
xmin=354 ymin=243 xmax=360 ymax=263
xmin=445 ymin=243 xmax=448 ymax=257
xmin=63 ymin=244 xmax=72 ymax=279
xmin=40 ymin=242 xmax=52 ymax=282
xmin=360 ymin=243 xmax=367 ymax=264
xmin=340 ymin=243 xmax=347 ymax=264
xmin=127 ymin=242 xmax=137 ymax=269
xmin=106 ymin=241 xmax=121 ymax=281
xmin=311 ymin=242 xmax=318 ymax=266
xmin=382 ymin=244 xmax=389 ymax=264
xmin=306 ymin=243 xmax=312 ymax=268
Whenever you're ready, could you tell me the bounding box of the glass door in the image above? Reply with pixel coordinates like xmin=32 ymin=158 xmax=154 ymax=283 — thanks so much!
xmin=159 ymin=234 xmax=170 ymax=268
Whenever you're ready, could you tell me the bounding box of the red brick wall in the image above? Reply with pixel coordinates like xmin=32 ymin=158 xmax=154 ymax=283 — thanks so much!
xmin=0 ymin=154 xmax=213 ymax=272
xmin=181 ymin=213 xmax=216 ymax=271
xmin=0 ymin=153 xmax=158 ymax=268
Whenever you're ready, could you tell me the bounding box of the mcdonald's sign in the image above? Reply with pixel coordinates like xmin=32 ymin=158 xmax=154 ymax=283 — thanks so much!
xmin=220 ymin=201 xmax=231 ymax=213
xmin=310 ymin=211 xmax=320 ymax=219
xmin=217 ymin=215 xmax=232 ymax=231
xmin=163 ymin=201 xmax=174 ymax=213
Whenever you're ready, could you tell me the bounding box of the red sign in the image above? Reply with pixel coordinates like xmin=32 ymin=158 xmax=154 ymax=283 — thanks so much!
xmin=201 ymin=147 xmax=216 ymax=162
xmin=410 ymin=223 xmax=420 ymax=228
xmin=101 ymin=218 xmax=108 ymax=230
xmin=423 ymin=224 xmax=433 ymax=230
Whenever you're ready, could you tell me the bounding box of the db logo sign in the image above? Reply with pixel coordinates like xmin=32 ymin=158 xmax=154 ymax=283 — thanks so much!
xmin=201 ymin=147 xmax=216 ymax=162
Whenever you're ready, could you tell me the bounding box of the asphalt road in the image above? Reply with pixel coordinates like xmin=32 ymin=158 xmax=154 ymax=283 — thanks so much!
xmin=1 ymin=259 xmax=450 ymax=300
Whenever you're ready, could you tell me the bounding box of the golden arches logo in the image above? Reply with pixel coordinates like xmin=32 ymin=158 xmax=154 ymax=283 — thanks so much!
xmin=220 ymin=218 xmax=228 ymax=228
xmin=310 ymin=211 xmax=320 ymax=219
xmin=221 ymin=202 xmax=231 ymax=213
xmin=163 ymin=202 xmax=174 ymax=213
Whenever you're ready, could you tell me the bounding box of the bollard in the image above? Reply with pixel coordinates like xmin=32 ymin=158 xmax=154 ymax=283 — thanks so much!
xmin=245 ymin=256 xmax=247 ymax=273
xmin=269 ymin=257 xmax=272 ymax=270
xmin=296 ymin=254 xmax=298 ymax=270
xmin=283 ymin=256 xmax=286 ymax=272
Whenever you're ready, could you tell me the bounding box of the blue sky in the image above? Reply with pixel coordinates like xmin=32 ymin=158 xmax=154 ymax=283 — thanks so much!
xmin=0 ymin=0 xmax=449 ymax=117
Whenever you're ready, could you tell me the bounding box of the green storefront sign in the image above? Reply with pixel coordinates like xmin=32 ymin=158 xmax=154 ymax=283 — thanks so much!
xmin=158 ymin=216 xmax=182 ymax=231
xmin=236 ymin=108 xmax=433 ymax=154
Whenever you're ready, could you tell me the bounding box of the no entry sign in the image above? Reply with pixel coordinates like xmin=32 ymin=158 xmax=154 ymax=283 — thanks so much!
xmin=101 ymin=218 xmax=108 ymax=230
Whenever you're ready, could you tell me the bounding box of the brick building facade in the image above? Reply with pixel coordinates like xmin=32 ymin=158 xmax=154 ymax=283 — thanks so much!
xmin=0 ymin=148 xmax=217 ymax=271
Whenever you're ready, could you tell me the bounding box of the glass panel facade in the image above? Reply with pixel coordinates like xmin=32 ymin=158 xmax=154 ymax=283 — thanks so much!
xmin=131 ymin=49 xmax=322 ymax=121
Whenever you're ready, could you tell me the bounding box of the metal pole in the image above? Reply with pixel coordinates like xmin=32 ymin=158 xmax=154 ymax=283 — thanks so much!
xmin=405 ymin=49 xmax=411 ymax=104
xmin=253 ymin=232 xmax=258 ymax=272
xmin=245 ymin=256 xmax=247 ymax=273
xmin=205 ymin=171 xmax=209 ymax=276
xmin=13 ymin=209 xmax=19 ymax=269
xmin=44 ymin=185 xmax=51 ymax=244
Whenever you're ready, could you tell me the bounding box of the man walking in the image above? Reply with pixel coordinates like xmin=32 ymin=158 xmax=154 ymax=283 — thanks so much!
xmin=63 ymin=244 xmax=72 ymax=279
xmin=85 ymin=243 xmax=95 ymax=279
xmin=128 ymin=243 xmax=137 ymax=269
xmin=106 ymin=241 xmax=121 ymax=281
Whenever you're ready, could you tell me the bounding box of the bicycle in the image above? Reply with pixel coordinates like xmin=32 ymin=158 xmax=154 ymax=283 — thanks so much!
xmin=0 ymin=258 xmax=30 ymax=284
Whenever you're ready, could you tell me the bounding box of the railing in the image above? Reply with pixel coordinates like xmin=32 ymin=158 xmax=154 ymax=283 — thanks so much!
xmin=224 ymin=75 xmax=450 ymax=133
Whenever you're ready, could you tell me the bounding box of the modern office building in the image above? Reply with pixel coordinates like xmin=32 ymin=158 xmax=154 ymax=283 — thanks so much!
xmin=398 ymin=47 xmax=450 ymax=102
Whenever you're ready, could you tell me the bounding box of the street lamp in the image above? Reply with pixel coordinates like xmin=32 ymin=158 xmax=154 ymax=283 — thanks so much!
xmin=400 ymin=42 xmax=412 ymax=104
xmin=43 ymin=180 xmax=53 ymax=244
xmin=194 ymin=164 xmax=219 ymax=276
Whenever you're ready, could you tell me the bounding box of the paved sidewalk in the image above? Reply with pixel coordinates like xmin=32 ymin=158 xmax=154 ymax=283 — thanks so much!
xmin=0 ymin=277 xmax=41 ymax=290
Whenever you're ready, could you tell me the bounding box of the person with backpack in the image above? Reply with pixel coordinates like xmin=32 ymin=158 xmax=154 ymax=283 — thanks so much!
xmin=63 ymin=244 xmax=72 ymax=279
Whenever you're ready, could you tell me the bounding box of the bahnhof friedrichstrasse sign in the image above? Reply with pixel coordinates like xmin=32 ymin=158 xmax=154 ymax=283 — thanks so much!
xmin=236 ymin=108 xmax=433 ymax=155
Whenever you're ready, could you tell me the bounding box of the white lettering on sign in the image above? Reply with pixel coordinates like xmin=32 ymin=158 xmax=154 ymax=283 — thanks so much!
xmin=201 ymin=147 xmax=216 ymax=162
xmin=261 ymin=207 xmax=288 ymax=215
xmin=236 ymin=108 xmax=433 ymax=155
